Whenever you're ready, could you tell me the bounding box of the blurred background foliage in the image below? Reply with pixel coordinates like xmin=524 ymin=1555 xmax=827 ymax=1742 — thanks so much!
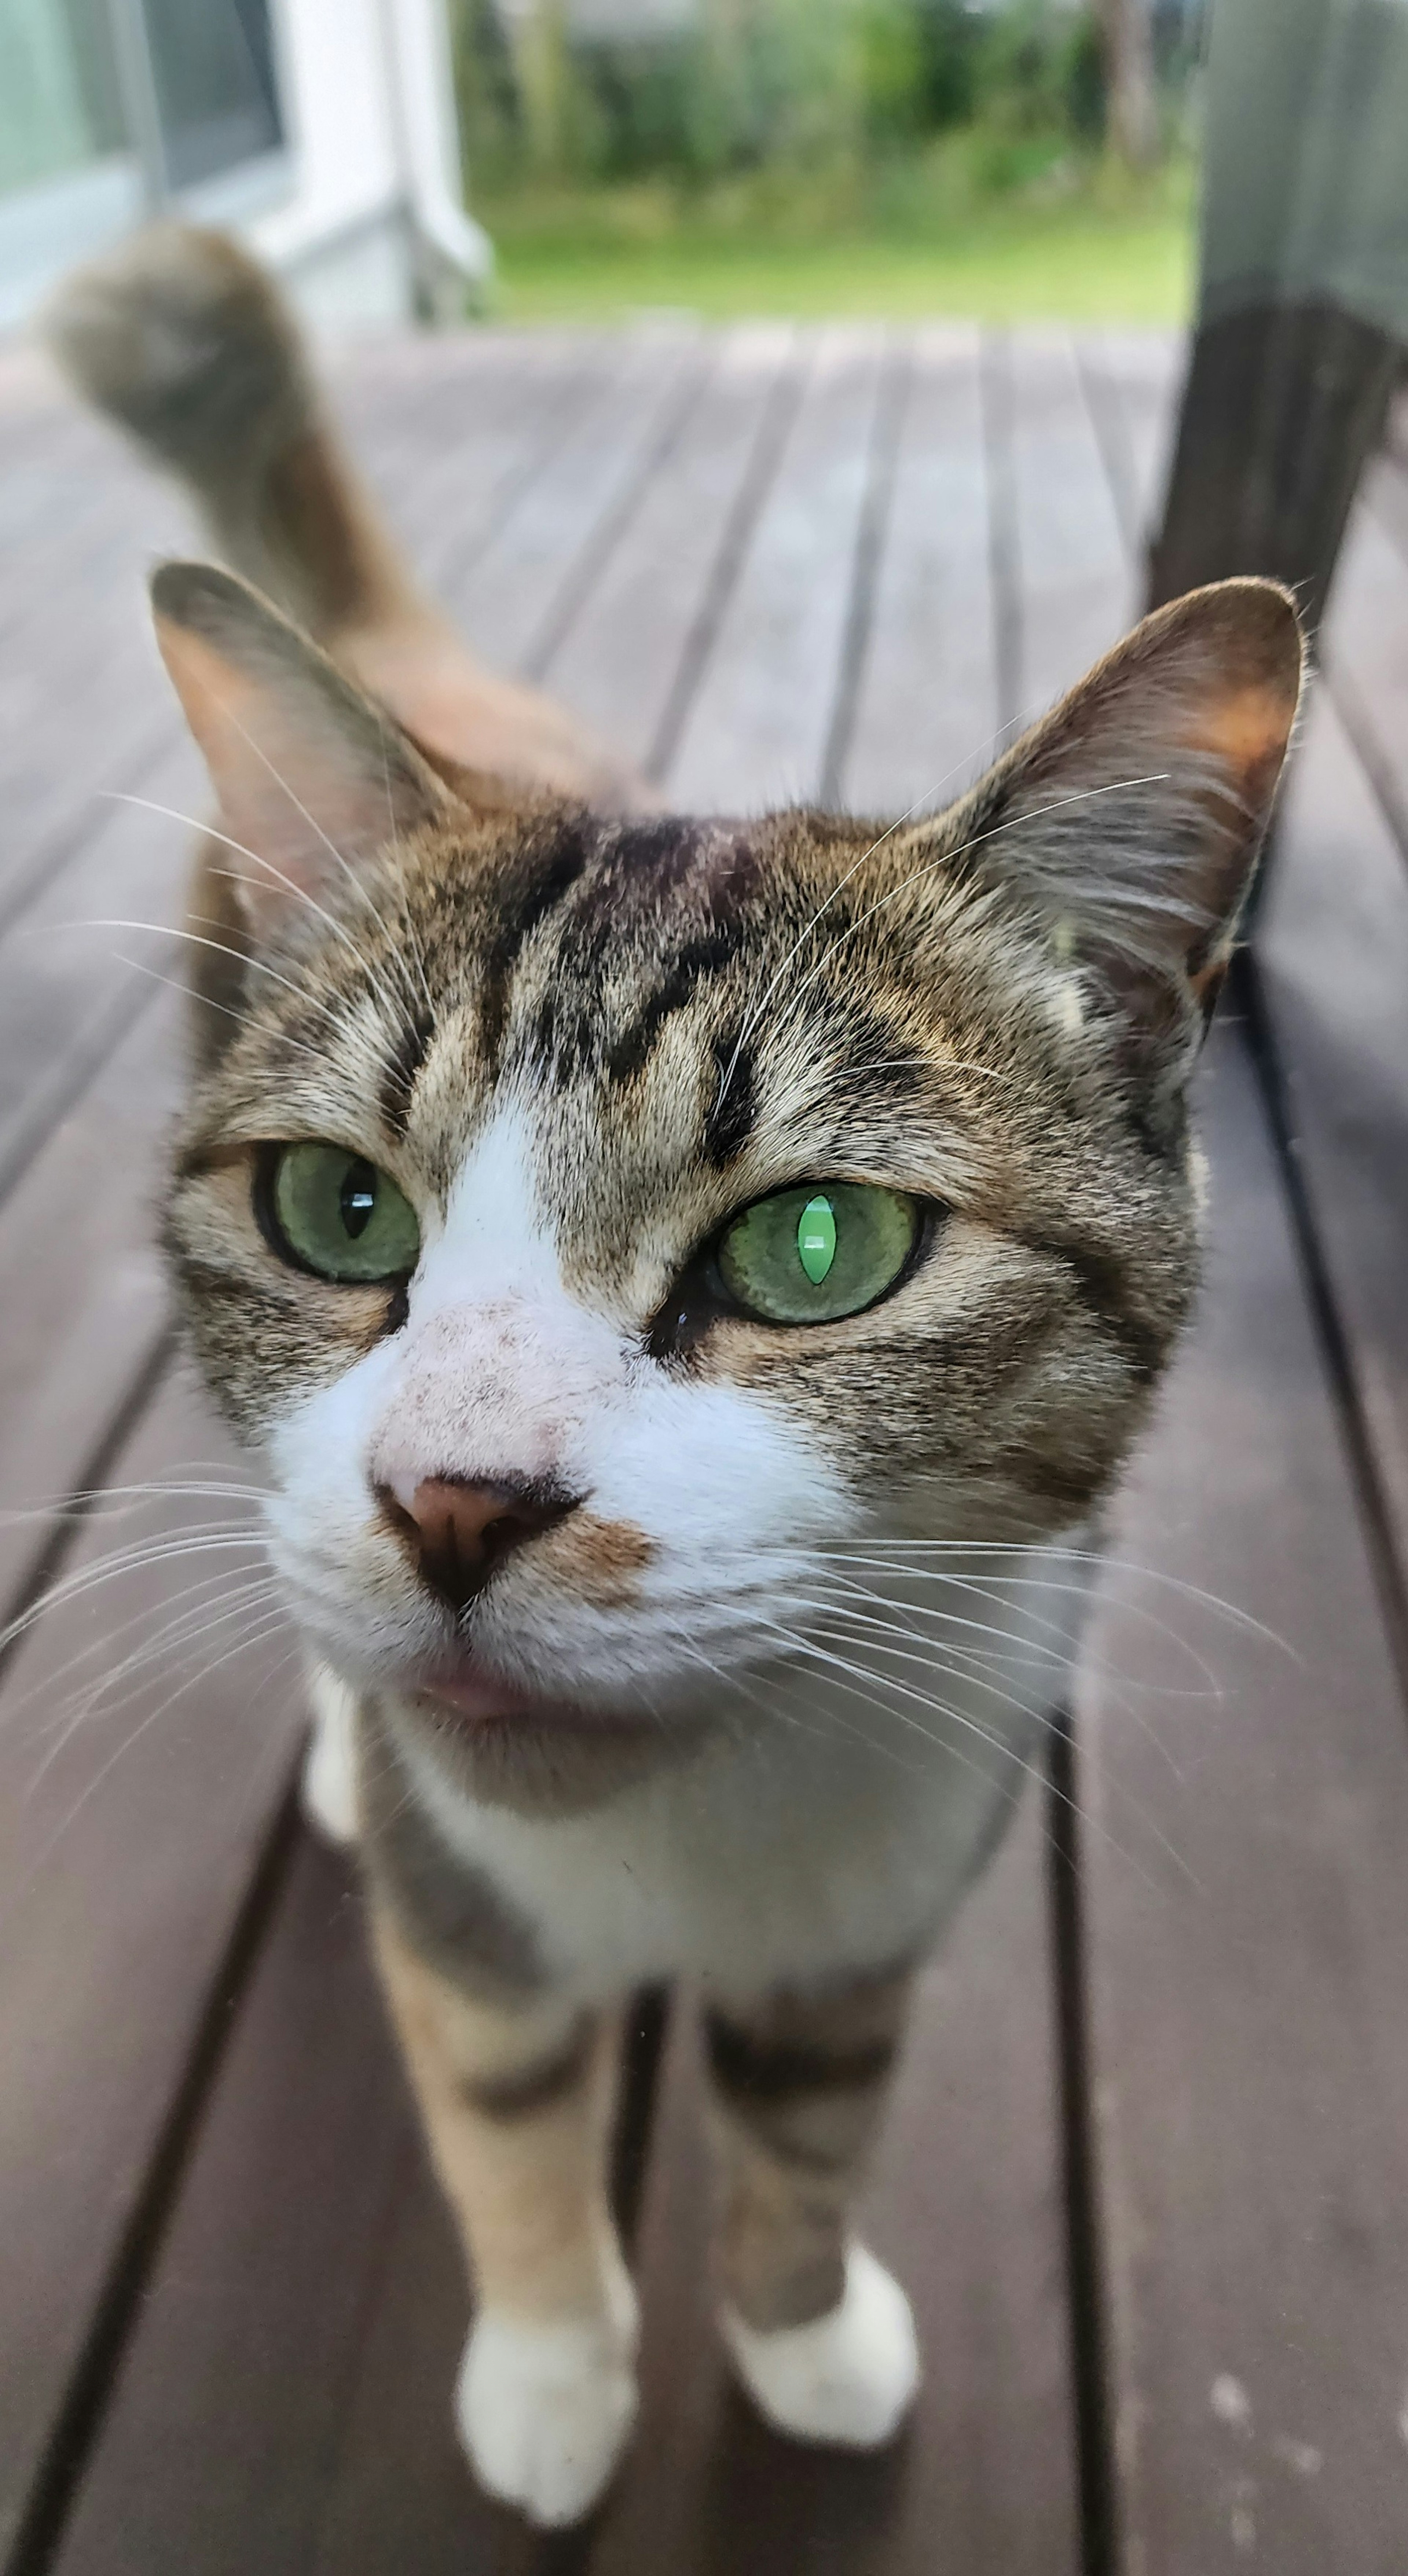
xmin=453 ymin=0 xmax=1203 ymax=322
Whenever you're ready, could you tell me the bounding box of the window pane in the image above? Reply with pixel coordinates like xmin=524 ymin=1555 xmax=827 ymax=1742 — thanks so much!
xmin=140 ymin=0 xmax=283 ymax=192
xmin=0 ymin=0 xmax=125 ymax=198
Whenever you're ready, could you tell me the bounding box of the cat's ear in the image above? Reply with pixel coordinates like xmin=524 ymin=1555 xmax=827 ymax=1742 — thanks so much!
xmin=151 ymin=559 xmax=452 ymax=938
xmin=924 ymin=577 xmax=1305 ymax=1072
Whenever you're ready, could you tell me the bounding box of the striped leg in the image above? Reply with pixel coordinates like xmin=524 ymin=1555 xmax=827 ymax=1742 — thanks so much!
xmin=703 ymin=1968 xmax=921 ymax=2448
xmin=372 ymin=1906 xmax=637 ymax=2528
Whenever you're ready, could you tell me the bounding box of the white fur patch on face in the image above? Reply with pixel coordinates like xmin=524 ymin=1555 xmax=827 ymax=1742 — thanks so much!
xmin=262 ymin=1098 xmax=852 ymax=1705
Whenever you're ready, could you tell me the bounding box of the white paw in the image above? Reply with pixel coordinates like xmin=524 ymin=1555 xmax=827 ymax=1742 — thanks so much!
xmin=720 ymin=2243 xmax=920 ymax=2449
xmin=454 ymin=2269 xmax=639 ymax=2527
xmin=299 ymin=1663 xmax=360 ymax=1847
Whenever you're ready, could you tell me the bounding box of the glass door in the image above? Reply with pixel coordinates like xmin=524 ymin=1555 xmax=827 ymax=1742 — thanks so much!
xmin=0 ymin=0 xmax=287 ymax=323
xmin=137 ymin=0 xmax=284 ymax=195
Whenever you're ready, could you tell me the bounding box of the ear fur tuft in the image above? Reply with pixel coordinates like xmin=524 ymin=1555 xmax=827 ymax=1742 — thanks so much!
xmin=150 ymin=558 xmax=451 ymax=938
xmin=914 ymin=577 xmax=1305 ymax=1072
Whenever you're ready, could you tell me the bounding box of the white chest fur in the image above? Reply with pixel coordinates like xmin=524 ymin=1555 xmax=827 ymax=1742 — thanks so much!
xmin=379 ymin=1537 xmax=1092 ymax=2005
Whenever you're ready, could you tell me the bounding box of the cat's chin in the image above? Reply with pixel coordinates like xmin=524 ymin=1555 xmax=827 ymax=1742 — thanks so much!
xmin=389 ymin=1659 xmax=708 ymax=1818
xmin=409 ymin=1662 xmax=660 ymax=1742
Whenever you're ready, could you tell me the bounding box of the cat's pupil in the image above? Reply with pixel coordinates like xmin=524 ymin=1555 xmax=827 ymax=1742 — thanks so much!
xmin=339 ymin=1158 xmax=378 ymax=1240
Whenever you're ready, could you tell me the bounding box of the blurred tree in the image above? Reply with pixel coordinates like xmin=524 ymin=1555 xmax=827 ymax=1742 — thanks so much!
xmin=498 ymin=0 xmax=572 ymax=169
xmin=1096 ymin=0 xmax=1156 ymax=164
xmin=450 ymin=0 xmax=1206 ymax=195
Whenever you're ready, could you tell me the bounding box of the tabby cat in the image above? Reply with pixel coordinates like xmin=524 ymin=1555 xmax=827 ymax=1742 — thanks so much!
xmin=50 ymin=227 xmax=1302 ymax=2528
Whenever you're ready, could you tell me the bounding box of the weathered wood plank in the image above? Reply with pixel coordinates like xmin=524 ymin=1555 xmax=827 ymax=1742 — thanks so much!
xmin=0 ymin=731 xmax=200 ymax=1204
xmin=344 ymin=332 xmax=611 ymax=594
xmin=296 ymin=2106 xmax=539 ymax=2576
xmin=585 ymin=1804 xmax=1079 ymax=2576
xmin=666 ymin=327 xmax=889 ymax=811
xmin=1014 ymin=312 xmax=1408 ymax=2565
xmin=0 ymin=628 xmax=180 ymax=929
xmin=47 ymin=1835 xmax=443 ymax=2576
xmin=1074 ymin=330 xmax=1182 ymax=561
xmin=446 ymin=332 xmax=704 ymax=683
xmin=1256 ymin=688 xmax=1408 ymax=1574
xmin=0 ymin=437 xmax=186 ymax=922
xmin=1075 ymin=321 xmax=1408 ymax=1608
xmin=840 ymin=326 xmax=998 ymax=816
xmin=47 ymin=1850 xmax=676 ymax=2575
xmin=999 ymin=331 xmax=1134 ymax=720
xmin=1364 ymin=449 xmax=1408 ymax=569
xmin=1321 ymin=477 xmax=1408 ymax=839
xmin=546 ymin=326 xmax=799 ymax=778
xmin=0 ymin=1372 xmax=302 ymax=2564
xmin=1056 ymin=300 xmax=1408 ymax=2575
xmin=1078 ymin=1029 xmax=1408 ymax=2575
xmin=0 ymin=984 xmax=179 ymax=1625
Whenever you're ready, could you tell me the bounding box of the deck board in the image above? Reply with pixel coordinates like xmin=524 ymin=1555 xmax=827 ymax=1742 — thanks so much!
xmin=0 ymin=984 xmax=178 ymax=1623
xmin=1076 ymin=313 xmax=1408 ymax=1616
xmin=1258 ymin=687 xmax=1408 ymax=1575
xmin=1078 ymin=1031 xmax=1408 ymax=2575
xmin=0 ymin=1373 xmax=301 ymax=2563
xmin=447 ymin=334 xmax=703 ymax=681
xmin=1 ymin=318 xmax=1407 ymax=2576
xmin=586 ymin=1806 xmax=1079 ymax=2576
xmin=1000 ymin=330 xmax=1135 ymax=715
xmin=839 ymin=327 xmax=998 ymax=814
xmin=667 ymin=326 xmax=888 ymax=809
xmin=48 ymin=1836 xmax=438 ymax=2576
xmin=1060 ymin=324 xmax=1408 ymax=2572
xmin=993 ymin=323 xmax=1408 ymax=2571
xmin=548 ymin=326 xmax=800 ymax=778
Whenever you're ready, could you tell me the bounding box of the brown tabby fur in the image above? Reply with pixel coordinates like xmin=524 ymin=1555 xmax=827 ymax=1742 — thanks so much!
xmin=48 ymin=224 xmax=1305 ymax=2520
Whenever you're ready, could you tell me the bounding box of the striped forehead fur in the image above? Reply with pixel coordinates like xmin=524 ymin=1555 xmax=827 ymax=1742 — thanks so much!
xmin=167 ymin=783 xmax=1206 ymax=1556
xmin=178 ymin=796 xmax=1133 ymax=1211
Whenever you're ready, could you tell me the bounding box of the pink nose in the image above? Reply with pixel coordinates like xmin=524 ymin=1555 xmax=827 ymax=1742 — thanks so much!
xmin=378 ymin=1475 xmax=580 ymax=1615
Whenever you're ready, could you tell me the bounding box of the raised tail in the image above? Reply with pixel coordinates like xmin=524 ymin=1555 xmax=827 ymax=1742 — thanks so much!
xmin=44 ymin=221 xmax=412 ymax=646
xmin=45 ymin=221 xmax=650 ymax=811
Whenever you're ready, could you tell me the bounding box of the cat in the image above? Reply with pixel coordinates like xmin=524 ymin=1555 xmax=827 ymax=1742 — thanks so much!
xmin=49 ymin=225 xmax=1303 ymax=2529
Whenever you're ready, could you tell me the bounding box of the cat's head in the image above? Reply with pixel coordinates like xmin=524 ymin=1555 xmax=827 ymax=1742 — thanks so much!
xmin=154 ymin=564 xmax=1302 ymax=1768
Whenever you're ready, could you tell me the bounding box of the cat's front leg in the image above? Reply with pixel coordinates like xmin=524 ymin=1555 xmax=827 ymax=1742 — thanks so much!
xmin=371 ymin=1907 xmax=637 ymax=2527
xmin=704 ymin=1965 xmax=921 ymax=2449
xmin=300 ymin=1661 xmax=361 ymax=1847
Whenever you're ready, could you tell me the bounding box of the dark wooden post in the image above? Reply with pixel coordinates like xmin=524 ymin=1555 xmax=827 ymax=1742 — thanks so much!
xmin=1149 ymin=0 xmax=1408 ymax=640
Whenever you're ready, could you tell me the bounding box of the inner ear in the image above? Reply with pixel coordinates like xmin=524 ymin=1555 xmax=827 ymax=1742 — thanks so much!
xmin=151 ymin=559 xmax=453 ymax=939
xmin=913 ymin=577 xmax=1305 ymax=1033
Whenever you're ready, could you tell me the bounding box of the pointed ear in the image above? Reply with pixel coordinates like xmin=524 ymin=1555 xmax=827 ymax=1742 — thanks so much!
xmin=926 ymin=577 xmax=1305 ymax=1074
xmin=150 ymin=560 xmax=452 ymax=938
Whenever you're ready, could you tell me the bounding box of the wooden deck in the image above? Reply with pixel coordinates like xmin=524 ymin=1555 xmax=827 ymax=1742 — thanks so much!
xmin=2 ymin=320 xmax=1408 ymax=2575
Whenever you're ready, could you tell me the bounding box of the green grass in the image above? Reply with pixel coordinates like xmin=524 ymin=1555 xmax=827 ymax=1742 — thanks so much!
xmin=473 ymin=156 xmax=1196 ymax=328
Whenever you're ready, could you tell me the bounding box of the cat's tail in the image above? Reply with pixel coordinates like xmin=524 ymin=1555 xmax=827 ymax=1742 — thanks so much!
xmin=44 ymin=221 xmax=650 ymax=810
xmin=43 ymin=220 xmax=415 ymax=649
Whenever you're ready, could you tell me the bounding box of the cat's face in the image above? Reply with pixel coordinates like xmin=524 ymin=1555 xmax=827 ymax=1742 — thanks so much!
xmin=155 ymin=565 xmax=1302 ymax=1759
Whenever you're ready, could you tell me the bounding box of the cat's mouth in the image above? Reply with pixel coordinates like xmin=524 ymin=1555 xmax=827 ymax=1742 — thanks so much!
xmin=412 ymin=1658 xmax=660 ymax=1740
xmin=395 ymin=1647 xmax=708 ymax=1812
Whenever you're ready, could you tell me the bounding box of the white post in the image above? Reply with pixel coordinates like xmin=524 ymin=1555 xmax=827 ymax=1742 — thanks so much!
xmin=379 ymin=0 xmax=495 ymax=302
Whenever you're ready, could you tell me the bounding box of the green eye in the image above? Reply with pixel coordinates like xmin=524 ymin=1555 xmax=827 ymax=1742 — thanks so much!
xmin=717 ymin=1183 xmax=919 ymax=1325
xmin=266 ymin=1142 xmax=421 ymax=1283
